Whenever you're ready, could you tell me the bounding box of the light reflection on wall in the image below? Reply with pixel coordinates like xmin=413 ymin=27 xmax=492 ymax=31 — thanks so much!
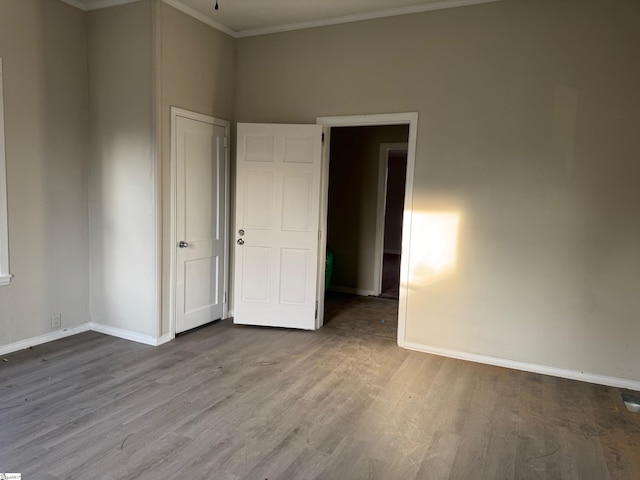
xmin=409 ymin=212 xmax=460 ymax=286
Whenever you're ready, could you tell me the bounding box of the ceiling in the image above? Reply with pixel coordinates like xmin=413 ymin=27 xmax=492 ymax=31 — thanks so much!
xmin=67 ymin=0 xmax=503 ymax=37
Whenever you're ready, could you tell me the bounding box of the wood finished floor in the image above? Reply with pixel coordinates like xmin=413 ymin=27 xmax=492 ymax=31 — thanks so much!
xmin=1 ymin=318 xmax=639 ymax=479
xmin=324 ymin=292 xmax=398 ymax=340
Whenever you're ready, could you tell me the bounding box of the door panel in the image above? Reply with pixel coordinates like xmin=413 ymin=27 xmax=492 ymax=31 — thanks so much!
xmin=245 ymin=172 xmax=274 ymax=229
xmin=282 ymin=174 xmax=313 ymax=231
xmin=234 ymin=123 xmax=322 ymax=329
xmin=176 ymin=115 xmax=227 ymax=333
xmin=279 ymin=248 xmax=310 ymax=305
xmin=241 ymin=246 xmax=271 ymax=303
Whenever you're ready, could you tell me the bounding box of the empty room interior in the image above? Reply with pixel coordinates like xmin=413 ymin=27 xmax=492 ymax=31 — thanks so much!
xmin=1 ymin=0 xmax=639 ymax=478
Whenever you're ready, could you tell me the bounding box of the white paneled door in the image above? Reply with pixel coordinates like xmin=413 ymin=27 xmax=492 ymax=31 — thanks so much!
xmin=234 ymin=123 xmax=323 ymax=329
xmin=175 ymin=113 xmax=228 ymax=334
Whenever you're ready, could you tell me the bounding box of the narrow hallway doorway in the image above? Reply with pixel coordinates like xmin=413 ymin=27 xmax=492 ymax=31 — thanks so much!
xmin=323 ymin=125 xmax=409 ymax=339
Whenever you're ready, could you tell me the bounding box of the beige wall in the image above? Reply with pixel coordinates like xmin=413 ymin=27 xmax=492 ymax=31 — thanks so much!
xmin=2 ymin=0 xmax=639 ymax=385
xmin=87 ymin=0 xmax=157 ymax=337
xmin=0 ymin=1 xmax=236 ymax=345
xmin=328 ymin=125 xmax=408 ymax=292
xmin=0 ymin=0 xmax=90 ymax=348
xmin=237 ymin=0 xmax=640 ymax=382
xmin=158 ymin=3 xmax=236 ymax=335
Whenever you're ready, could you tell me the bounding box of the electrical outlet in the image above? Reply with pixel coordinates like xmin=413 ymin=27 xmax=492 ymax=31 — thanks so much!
xmin=52 ymin=313 xmax=61 ymax=329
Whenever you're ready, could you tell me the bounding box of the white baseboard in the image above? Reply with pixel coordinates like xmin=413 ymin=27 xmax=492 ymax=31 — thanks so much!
xmin=402 ymin=341 xmax=640 ymax=391
xmin=5 ymin=322 xmax=637 ymax=391
xmin=0 ymin=323 xmax=92 ymax=356
xmin=329 ymin=286 xmax=375 ymax=297
xmin=90 ymin=322 xmax=162 ymax=346
xmin=1 ymin=322 xmax=173 ymax=356
xmin=155 ymin=333 xmax=173 ymax=346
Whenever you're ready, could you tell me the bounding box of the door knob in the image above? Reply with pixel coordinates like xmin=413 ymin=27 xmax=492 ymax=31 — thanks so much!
xmin=178 ymin=241 xmax=189 ymax=248
xmin=237 ymin=238 xmax=244 ymax=245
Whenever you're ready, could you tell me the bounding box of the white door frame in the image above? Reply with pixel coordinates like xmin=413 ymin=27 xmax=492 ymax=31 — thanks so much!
xmin=316 ymin=112 xmax=418 ymax=348
xmin=373 ymin=142 xmax=408 ymax=296
xmin=169 ymin=107 xmax=230 ymax=338
xmin=0 ymin=58 xmax=10 ymax=287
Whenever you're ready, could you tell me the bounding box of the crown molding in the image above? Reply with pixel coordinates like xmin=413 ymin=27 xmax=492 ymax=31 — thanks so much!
xmin=63 ymin=0 xmax=504 ymax=38
xmin=59 ymin=0 xmax=143 ymax=12
xmin=236 ymin=0 xmax=505 ymax=38
xmin=162 ymin=0 xmax=238 ymax=38
xmin=59 ymin=0 xmax=89 ymax=9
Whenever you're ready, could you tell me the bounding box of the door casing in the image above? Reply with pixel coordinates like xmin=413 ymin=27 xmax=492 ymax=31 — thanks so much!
xmin=316 ymin=113 xmax=418 ymax=348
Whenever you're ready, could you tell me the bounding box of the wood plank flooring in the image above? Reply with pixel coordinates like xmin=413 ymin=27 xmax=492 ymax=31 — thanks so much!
xmin=324 ymin=292 xmax=398 ymax=339
xmin=1 ymin=318 xmax=639 ymax=479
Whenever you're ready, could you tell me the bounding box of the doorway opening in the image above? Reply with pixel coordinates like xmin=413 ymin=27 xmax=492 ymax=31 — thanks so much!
xmin=315 ymin=113 xmax=418 ymax=346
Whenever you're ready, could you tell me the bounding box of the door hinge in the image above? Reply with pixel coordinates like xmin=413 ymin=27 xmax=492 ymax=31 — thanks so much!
xmin=318 ymin=230 xmax=321 ymax=240
xmin=321 ymin=132 xmax=325 ymax=144
xmin=224 ymin=137 xmax=228 ymax=148
xmin=223 ymin=292 xmax=227 ymax=304
xmin=315 ymin=301 xmax=318 ymax=319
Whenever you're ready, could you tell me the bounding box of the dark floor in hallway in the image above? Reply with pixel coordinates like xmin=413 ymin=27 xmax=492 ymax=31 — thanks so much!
xmin=324 ymin=292 xmax=398 ymax=340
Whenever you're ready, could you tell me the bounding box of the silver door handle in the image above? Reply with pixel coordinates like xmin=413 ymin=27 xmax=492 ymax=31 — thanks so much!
xmin=178 ymin=241 xmax=189 ymax=248
xmin=237 ymin=238 xmax=244 ymax=245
